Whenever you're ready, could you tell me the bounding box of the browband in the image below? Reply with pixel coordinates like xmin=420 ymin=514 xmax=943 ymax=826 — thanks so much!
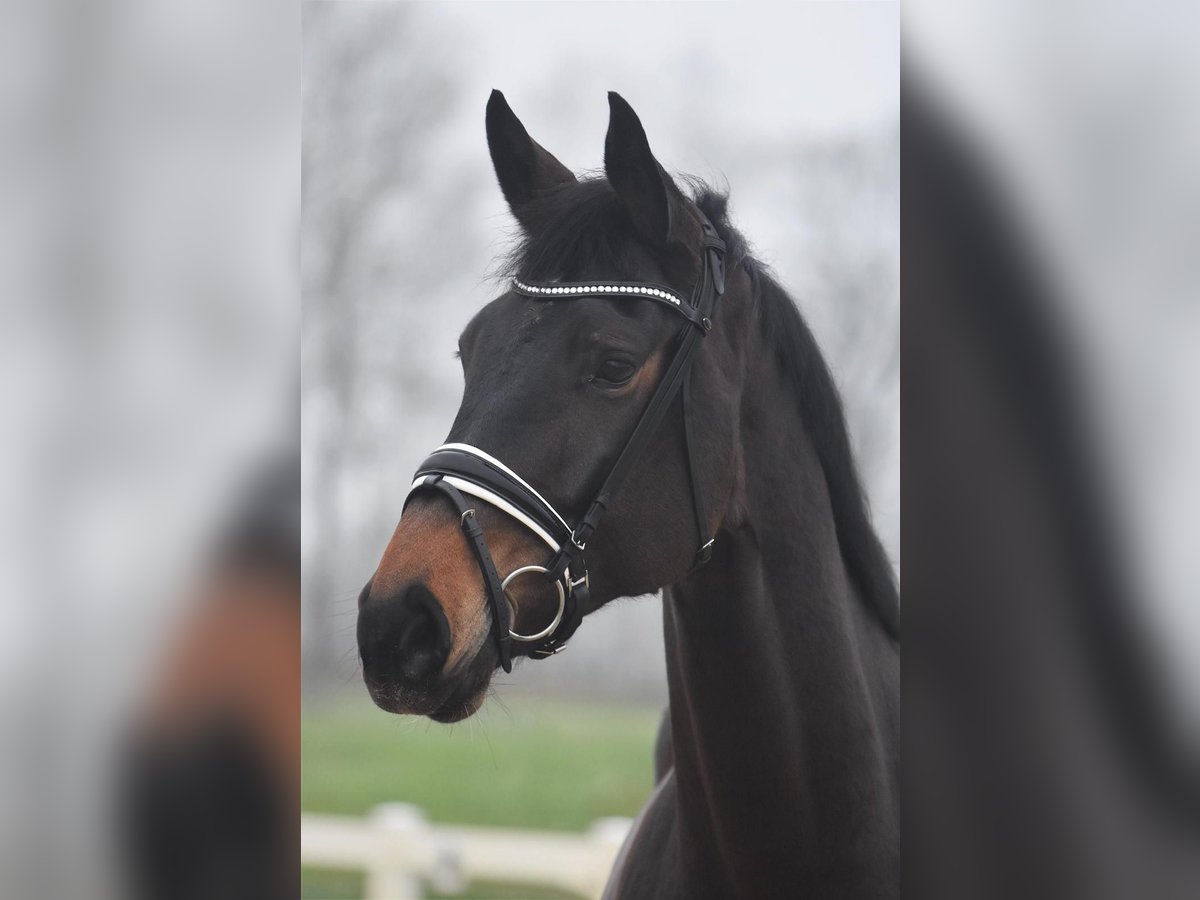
xmin=405 ymin=214 xmax=726 ymax=670
xmin=512 ymin=280 xmax=709 ymax=330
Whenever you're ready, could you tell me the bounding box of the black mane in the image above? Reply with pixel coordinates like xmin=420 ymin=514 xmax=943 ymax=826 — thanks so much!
xmin=502 ymin=179 xmax=900 ymax=639
xmin=698 ymin=191 xmax=900 ymax=640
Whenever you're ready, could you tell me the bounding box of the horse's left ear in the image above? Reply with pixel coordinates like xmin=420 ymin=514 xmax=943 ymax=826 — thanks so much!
xmin=604 ymin=92 xmax=694 ymax=247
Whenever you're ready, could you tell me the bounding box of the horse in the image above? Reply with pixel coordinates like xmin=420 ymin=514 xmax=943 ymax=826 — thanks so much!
xmin=357 ymin=90 xmax=900 ymax=899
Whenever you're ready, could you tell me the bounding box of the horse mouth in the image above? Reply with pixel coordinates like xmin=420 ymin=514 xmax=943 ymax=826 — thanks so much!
xmin=364 ymin=667 xmax=490 ymax=723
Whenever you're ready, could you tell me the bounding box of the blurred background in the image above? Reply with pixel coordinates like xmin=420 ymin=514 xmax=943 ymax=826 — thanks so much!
xmin=301 ymin=2 xmax=897 ymax=897
xmin=0 ymin=2 xmax=298 ymax=899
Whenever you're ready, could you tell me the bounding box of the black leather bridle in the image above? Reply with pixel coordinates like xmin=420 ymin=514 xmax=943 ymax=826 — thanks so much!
xmin=404 ymin=215 xmax=726 ymax=673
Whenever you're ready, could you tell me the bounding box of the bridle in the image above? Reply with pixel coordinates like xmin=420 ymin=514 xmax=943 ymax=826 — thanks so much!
xmin=404 ymin=214 xmax=726 ymax=673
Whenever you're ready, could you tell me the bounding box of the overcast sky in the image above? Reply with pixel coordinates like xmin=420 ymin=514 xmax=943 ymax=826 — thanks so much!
xmin=410 ymin=1 xmax=898 ymax=183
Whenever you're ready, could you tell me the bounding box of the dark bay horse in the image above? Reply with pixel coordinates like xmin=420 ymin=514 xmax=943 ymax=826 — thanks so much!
xmin=357 ymin=91 xmax=899 ymax=899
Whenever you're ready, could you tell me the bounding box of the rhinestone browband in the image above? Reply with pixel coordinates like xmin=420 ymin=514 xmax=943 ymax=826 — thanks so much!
xmin=513 ymin=279 xmax=687 ymax=307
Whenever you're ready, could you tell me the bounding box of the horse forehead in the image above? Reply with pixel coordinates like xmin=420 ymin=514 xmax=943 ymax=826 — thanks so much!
xmin=462 ymin=305 xmax=560 ymax=376
xmin=457 ymin=311 xmax=568 ymax=413
xmin=471 ymin=295 xmax=600 ymax=350
xmin=470 ymin=294 xmax=563 ymax=339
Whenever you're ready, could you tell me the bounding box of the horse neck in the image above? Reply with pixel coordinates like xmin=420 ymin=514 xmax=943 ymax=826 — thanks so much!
xmin=661 ymin=338 xmax=899 ymax=890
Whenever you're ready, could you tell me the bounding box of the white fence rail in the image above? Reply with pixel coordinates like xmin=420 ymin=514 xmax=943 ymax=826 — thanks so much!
xmin=301 ymin=804 xmax=632 ymax=899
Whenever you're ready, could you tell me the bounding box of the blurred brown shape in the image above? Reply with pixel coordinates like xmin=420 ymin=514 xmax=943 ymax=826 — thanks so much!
xmin=119 ymin=459 xmax=299 ymax=900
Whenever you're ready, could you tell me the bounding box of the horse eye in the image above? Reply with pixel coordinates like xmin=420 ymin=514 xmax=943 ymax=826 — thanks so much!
xmin=595 ymin=358 xmax=637 ymax=385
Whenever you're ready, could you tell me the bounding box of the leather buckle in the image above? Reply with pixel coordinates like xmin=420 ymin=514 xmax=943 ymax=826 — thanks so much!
xmin=693 ymin=539 xmax=715 ymax=568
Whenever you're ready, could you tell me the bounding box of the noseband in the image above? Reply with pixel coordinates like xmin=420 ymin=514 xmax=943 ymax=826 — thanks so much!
xmin=404 ymin=215 xmax=726 ymax=672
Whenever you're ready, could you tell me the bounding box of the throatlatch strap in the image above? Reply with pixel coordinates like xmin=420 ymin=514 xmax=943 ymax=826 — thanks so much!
xmin=682 ymin=368 xmax=714 ymax=569
xmin=416 ymin=476 xmax=514 ymax=673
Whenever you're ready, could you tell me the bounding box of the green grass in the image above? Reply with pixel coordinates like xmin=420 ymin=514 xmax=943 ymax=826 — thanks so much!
xmin=302 ymin=693 xmax=661 ymax=899
xmin=302 ymin=868 xmax=569 ymax=900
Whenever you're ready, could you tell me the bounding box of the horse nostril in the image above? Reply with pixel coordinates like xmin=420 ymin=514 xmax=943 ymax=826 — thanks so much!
xmin=357 ymin=581 xmax=452 ymax=688
xmin=395 ymin=584 xmax=452 ymax=682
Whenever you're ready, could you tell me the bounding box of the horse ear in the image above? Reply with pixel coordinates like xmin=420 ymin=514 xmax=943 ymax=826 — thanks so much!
xmin=486 ymin=89 xmax=576 ymax=232
xmin=604 ymin=92 xmax=691 ymax=246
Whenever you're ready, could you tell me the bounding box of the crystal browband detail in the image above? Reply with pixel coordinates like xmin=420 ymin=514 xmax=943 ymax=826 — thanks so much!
xmin=513 ymin=279 xmax=686 ymax=307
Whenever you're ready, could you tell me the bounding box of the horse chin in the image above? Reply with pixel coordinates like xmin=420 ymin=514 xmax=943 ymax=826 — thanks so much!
xmin=425 ymin=650 xmax=495 ymax=722
xmin=429 ymin=684 xmax=487 ymax=723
